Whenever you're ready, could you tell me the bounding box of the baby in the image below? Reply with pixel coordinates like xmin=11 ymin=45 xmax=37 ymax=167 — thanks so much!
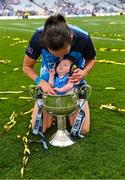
xmin=49 ymin=56 xmax=77 ymax=95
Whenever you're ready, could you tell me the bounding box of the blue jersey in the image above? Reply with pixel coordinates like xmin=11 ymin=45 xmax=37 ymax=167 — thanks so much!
xmin=54 ymin=74 xmax=69 ymax=95
xmin=26 ymin=24 xmax=96 ymax=82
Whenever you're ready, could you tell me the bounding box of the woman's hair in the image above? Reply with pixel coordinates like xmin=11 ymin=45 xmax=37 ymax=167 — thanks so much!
xmin=42 ymin=14 xmax=72 ymax=50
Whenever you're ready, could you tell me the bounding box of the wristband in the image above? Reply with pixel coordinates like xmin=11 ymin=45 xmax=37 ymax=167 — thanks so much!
xmin=34 ymin=76 xmax=41 ymax=85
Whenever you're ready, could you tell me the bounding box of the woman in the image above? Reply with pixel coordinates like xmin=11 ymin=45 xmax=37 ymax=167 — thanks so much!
xmin=23 ymin=14 xmax=96 ymax=135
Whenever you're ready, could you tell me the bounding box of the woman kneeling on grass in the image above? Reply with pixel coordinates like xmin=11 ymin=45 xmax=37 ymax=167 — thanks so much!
xmin=22 ymin=14 xmax=96 ymax=135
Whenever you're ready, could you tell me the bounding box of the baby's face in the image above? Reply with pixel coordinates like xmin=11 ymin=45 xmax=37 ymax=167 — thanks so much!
xmin=56 ymin=59 xmax=72 ymax=76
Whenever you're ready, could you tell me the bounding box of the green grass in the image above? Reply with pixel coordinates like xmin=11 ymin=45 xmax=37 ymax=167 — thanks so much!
xmin=0 ymin=15 xmax=125 ymax=179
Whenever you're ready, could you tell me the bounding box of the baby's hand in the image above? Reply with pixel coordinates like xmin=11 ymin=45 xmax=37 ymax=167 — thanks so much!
xmin=49 ymin=69 xmax=55 ymax=76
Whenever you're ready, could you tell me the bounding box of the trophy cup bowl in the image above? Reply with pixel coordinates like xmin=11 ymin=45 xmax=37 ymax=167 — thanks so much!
xmin=42 ymin=92 xmax=79 ymax=115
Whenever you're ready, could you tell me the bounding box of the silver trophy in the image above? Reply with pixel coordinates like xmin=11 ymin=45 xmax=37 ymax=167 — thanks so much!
xmin=41 ymin=84 xmax=92 ymax=147
xmin=30 ymin=84 xmax=91 ymax=147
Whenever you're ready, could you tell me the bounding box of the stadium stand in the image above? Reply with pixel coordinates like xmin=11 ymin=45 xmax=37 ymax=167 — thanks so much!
xmin=0 ymin=0 xmax=124 ymax=17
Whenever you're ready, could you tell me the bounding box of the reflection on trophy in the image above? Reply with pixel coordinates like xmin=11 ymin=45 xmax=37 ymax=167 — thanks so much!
xmin=30 ymin=84 xmax=92 ymax=147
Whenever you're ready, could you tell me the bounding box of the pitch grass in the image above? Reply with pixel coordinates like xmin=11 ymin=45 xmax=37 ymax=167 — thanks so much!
xmin=0 ymin=15 xmax=125 ymax=179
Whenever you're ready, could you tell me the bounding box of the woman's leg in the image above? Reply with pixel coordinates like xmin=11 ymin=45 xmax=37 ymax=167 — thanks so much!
xmin=69 ymin=100 xmax=90 ymax=135
xmin=42 ymin=108 xmax=53 ymax=132
xmin=31 ymin=103 xmax=53 ymax=133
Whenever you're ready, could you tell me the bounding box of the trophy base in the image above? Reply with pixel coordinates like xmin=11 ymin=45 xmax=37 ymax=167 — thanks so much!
xmin=49 ymin=130 xmax=75 ymax=147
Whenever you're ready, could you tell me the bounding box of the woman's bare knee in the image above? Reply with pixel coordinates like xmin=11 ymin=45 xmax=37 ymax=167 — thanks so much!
xmin=82 ymin=126 xmax=90 ymax=135
xmin=42 ymin=109 xmax=53 ymax=131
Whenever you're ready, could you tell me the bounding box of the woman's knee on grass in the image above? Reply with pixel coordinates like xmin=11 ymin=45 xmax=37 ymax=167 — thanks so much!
xmin=42 ymin=109 xmax=53 ymax=131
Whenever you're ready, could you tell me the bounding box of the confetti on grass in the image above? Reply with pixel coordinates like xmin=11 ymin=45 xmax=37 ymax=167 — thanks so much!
xmin=105 ymin=87 xmax=116 ymax=90
xmin=0 ymin=97 xmax=9 ymax=100
xmin=19 ymin=96 xmax=32 ymax=100
xmin=0 ymin=59 xmax=11 ymax=64
xmin=0 ymin=91 xmax=24 ymax=94
xmin=3 ymin=109 xmax=33 ymax=178
xmin=4 ymin=111 xmax=17 ymax=131
xmin=19 ymin=120 xmax=32 ymax=178
xmin=13 ymin=67 xmax=19 ymax=71
xmin=97 ymin=59 xmax=125 ymax=65
xmin=3 ymin=109 xmax=33 ymax=132
xmin=100 ymin=104 xmax=125 ymax=113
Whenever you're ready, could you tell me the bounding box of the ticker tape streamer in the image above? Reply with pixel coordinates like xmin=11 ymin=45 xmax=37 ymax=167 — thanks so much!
xmin=97 ymin=59 xmax=125 ymax=65
xmin=100 ymin=103 xmax=125 ymax=113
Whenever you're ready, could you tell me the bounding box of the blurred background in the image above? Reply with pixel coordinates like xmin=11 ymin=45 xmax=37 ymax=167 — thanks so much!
xmin=0 ymin=0 xmax=125 ymax=18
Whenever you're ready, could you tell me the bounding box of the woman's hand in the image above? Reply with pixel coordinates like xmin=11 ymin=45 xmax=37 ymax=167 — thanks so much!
xmin=39 ymin=80 xmax=56 ymax=95
xmin=68 ymin=68 xmax=84 ymax=83
xmin=68 ymin=59 xmax=96 ymax=84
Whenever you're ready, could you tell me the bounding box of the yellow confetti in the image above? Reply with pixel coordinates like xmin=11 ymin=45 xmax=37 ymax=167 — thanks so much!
xmin=21 ymin=86 xmax=26 ymax=89
xmin=100 ymin=104 xmax=125 ymax=113
xmin=96 ymin=48 xmax=125 ymax=52
xmin=17 ymin=135 xmax=21 ymax=138
xmin=20 ymin=118 xmax=32 ymax=178
xmin=111 ymin=49 xmax=119 ymax=51
xmin=13 ymin=67 xmax=19 ymax=71
xmin=24 ymin=148 xmax=30 ymax=155
xmin=97 ymin=59 xmax=125 ymax=65
xmin=0 ymin=91 xmax=24 ymax=94
xmin=19 ymin=97 xmax=32 ymax=100
xmin=23 ymin=156 xmax=29 ymax=165
xmin=12 ymin=38 xmax=20 ymax=41
xmin=23 ymin=108 xmax=33 ymax=115
xmin=98 ymin=48 xmax=107 ymax=51
xmin=120 ymin=49 xmax=125 ymax=52
xmin=19 ymin=40 xmax=28 ymax=43
xmin=26 ymin=131 xmax=30 ymax=136
xmin=0 ymin=59 xmax=11 ymax=64
xmin=29 ymin=124 xmax=32 ymax=129
xmin=20 ymin=167 xmax=24 ymax=178
xmin=23 ymin=136 xmax=28 ymax=143
xmin=4 ymin=111 xmax=17 ymax=131
xmin=0 ymin=97 xmax=8 ymax=100
xmin=105 ymin=87 xmax=116 ymax=90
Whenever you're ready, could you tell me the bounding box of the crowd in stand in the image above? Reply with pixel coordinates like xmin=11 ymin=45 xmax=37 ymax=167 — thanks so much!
xmin=0 ymin=0 xmax=20 ymax=16
xmin=0 ymin=0 xmax=125 ymax=17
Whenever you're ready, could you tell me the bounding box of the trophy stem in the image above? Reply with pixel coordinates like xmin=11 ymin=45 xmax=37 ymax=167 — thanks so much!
xmin=49 ymin=115 xmax=75 ymax=147
xmin=57 ymin=115 xmax=66 ymax=130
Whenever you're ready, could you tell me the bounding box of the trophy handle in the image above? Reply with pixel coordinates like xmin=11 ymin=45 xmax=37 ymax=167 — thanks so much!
xmin=29 ymin=85 xmax=42 ymax=100
xmin=79 ymin=84 xmax=92 ymax=108
xmin=82 ymin=84 xmax=92 ymax=100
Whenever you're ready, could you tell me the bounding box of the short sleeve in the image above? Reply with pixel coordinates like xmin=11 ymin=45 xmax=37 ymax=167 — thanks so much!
xmin=83 ymin=36 xmax=96 ymax=60
xmin=25 ymin=30 xmax=42 ymax=60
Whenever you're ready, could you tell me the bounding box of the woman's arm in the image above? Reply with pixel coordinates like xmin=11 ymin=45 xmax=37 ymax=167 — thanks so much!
xmin=22 ymin=54 xmax=38 ymax=81
xmin=22 ymin=54 xmax=56 ymax=94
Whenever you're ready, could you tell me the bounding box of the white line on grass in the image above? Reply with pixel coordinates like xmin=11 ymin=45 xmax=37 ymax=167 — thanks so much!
xmin=0 ymin=26 xmax=34 ymax=32
xmin=92 ymin=36 xmax=125 ymax=42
